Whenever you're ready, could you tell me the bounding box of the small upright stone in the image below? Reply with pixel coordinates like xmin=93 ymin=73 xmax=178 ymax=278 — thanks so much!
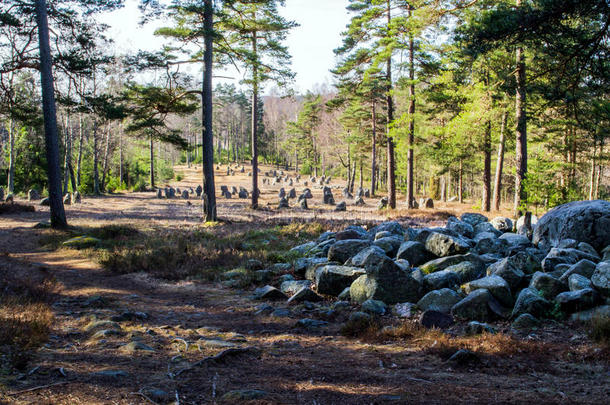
xmin=63 ymin=193 xmax=71 ymax=205
xmin=72 ymin=191 xmax=81 ymax=204
xmin=335 ymin=201 xmax=346 ymax=211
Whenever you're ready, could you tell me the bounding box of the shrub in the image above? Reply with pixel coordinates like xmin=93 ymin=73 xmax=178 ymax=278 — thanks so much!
xmin=590 ymin=314 xmax=610 ymax=347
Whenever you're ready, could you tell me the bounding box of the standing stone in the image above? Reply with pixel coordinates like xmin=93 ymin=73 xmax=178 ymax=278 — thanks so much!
xmin=157 ymin=189 xmax=163 ymax=199
xmin=181 ymin=190 xmax=189 ymax=199
xmin=63 ymin=193 xmax=71 ymax=205
xmin=377 ymin=197 xmax=388 ymax=210
xmin=300 ymin=198 xmax=308 ymax=209
xmin=335 ymin=201 xmax=346 ymax=212
xmin=420 ymin=198 xmax=434 ymax=208
xmin=342 ymin=188 xmax=353 ymax=199
xmin=354 ymin=197 xmax=365 ymax=206
xmin=72 ymin=191 xmax=82 ymax=204
xmin=278 ymin=188 xmax=286 ymax=198
xmin=591 ymin=261 xmax=610 ymax=296
xmin=196 ymin=185 xmax=203 ymax=197
xmin=5 ymin=193 xmax=14 ymax=203
xmin=323 ymin=187 xmax=335 ymax=205
xmin=288 ymin=188 xmax=296 ymax=199
xmin=231 ymin=186 xmax=238 ymax=195
xmin=28 ymin=189 xmax=40 ymax=201
xmin=278 ymin=197 xmax=289 ymax=209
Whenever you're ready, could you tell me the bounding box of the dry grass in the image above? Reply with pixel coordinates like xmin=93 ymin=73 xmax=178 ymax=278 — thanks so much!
xmin=590 ymin=314 xmax=610 ymax=348
xmin=0 ymin=266 xmax=57 ymax=372
xmin=81 ymin=221 xmax=325 ymax=281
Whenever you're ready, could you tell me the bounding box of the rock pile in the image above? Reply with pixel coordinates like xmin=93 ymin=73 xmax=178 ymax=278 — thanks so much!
xmin=250 ymin=200 xmax=610 ymax=330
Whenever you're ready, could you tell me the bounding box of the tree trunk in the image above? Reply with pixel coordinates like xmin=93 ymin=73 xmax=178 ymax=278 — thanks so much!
xmin=202 ymin=0 xmax=217 ymax=221
xmin=119 ymin=124 xmax=123 ymax=186
xmin=493 ymin=110 xmax=507 ymax=211
xmin=482 ymin=120 xmax=491 ymax=212
xmin=458 ymin=160 xmax=463 ymax=204
xmin=589 ymin=140 xmax=596 ymax=200
xmin=514 ymin=2 xmax=527 ymax=215
xmin=406 ymin=24 xmax=415 ymax=208
xmin=63 ymin=114 xmax=71 ymax=193
xmin=7 ymin=118 xmax=15 ymax=193
xmin=385 ymin=0 xmax=396 ymax=209
xmin=76 ymin=113 xmax=84 ymax=189
xmin=441 ymin=176 xmax=447 ymax=202
xmin=250 ymin=24 xmax=260 ymax=209
xmin=359 ymin=160 xmax=363 ymax=190
xmin=35 ymin=0 xmax=67 ymax=228
xmin=101 ymin=127 xmax=111 ymax=191
xmin=371 ymin=102 xmax=377 ymax=196
xmin=149 ymin=134 xmax=155 ymax=190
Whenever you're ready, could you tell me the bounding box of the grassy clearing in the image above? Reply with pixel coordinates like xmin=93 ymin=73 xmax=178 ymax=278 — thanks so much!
xmin=0 ymin=266 xmax=56 ymax=374
xmin=46 ymin=221 xmax=325 ymax=281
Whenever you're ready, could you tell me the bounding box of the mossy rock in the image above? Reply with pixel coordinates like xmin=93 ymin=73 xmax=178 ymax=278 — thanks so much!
xmin=63 ymin=236 xmax=102 ymax=249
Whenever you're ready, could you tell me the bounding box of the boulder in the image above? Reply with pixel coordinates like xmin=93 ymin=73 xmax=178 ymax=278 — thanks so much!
xmin=451 ymin=289 xmax=506 ymax=321
xmin=349 ymin=272 xmax=421 ymax=305
xmin=423 ymin=270 xmax=460 ymax=291
xmin=533 ymin=200 xmax=610 ymax=251
xmin=466 ymin=321 xmax=496 ymax=335
xmin=287 ymin=287 xmax=323 ymax=303
xmin=420 ymin=198 xmax=434 ymax=208
xmin=419 ymin=310 xmax=454 ymax=328
xmin=511 ymin=288 xmax=550 ymax=318
xmin=315 ymin=265 xmax=366 ymax=296
xmin=555 ymin=289 xmax=600 ymax=313
xmin=253 ymin=285 xmax=288 ymax=300
xmin=591 ymin=261 xmax=610 ymax=296
xmin=421 ymin=253 xmax=484 ymax=275
xmin=63 ymin=193 xmax=71 ymax=205
xmin=278 ymin=188 xmax=286 ymax=198
xmin=529 ymin=272 xmax=567 ymax=300
xmin=336 ymin=225 xmax=369 ymax=240
xmin=372 ymin=221 xmax=404 ymax=236
xmin=288 ymin=188 xmax=297 ymax=199
xmin=377 ymin=197 xmax=388 ymax=210
xmin=474 ymin=221 xmax=502 ymax=237
xmin=490 ymin=217 xmax=513 ymax=233
xmin=156 ymin=189 xmax=163 ymax=199
xmin=498 ymin=233 xmax=531 ymax=250
xmin=463 ymin=275 xmax=513 ymax=307
xmin=445 ymin=261 xmax=485 ymax=283
xmin=417 ymin=288 xmax=462 ymax=313
xmin=396 ymin=241 xmax=436 ymax=266
xmin=181 ymin=190 xmax=189 ymax=199
xmin=447 ymin=217 xmax=474 ymax=238
xmin=361 ymin=299 xmax=387 ymax=315
xmin=541 ymin=248 xmax=599 ymax=272
xmin=373 ymin=235 xmax=403 ymax=257
xmin=460 ymin=213 xmax=488 ymax=227
xmin=327 ymin=239 xmax=371 ymax=263
xmin=238 ymin=189 xmax=248 ymax=199
xmin=196 ymin=185 xmax=202 ymax=196
xmin=568 ymin=274 xmax=592 ymax=291
xmin=486 ymin=258 xmax=525 ymax=290
xmin=512 ymin=313 xmax=540 ymax=331
xmin=335 ymin=201 xmax=347 ymax=211
xmin=424 ymin=232 xmax=470 ymax=257
xmin=280 ymin=280 xmax=312 ymax=295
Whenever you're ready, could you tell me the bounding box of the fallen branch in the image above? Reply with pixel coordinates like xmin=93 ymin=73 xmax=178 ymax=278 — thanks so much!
xmin=172 ymin=347 xmax=258 ymax=378
xmin=8 ymin=381 xmax=69 ymax=395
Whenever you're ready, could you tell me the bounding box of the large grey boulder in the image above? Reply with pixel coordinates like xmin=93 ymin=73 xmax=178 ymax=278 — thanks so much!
xmin=417 ymin=288 xmax=462 ymax=313
xmin=463 ymin=275 xmax=513 ymax=307
xmin=498 ymin=233 xmax=531 ymax=250
xmin=396 ymin=241 xmax=436 ymax=266
xmin=373 ymin=235 xmax=404 ymax=257
xmin=294 ymin=257 xmax=327 ymax=277
xmin=451 ymin=289 xmax=506 ymax=321
xmin=568 ymin=274 xmax=592 ymax=291
xmin=529 ymin=272 xmax=567 ymax=300
xmin=460 ymin=213 xmax=488 ymax=227
xmin=445 ymin=261 xmax=485 ymax=283
xmin=591 ymin=261 xmax=610 ymax=296
xmin=423 ymin=270 xmax=460 ymax=291
xmin=486 ymin=258 xmax=525 ymax=290
xmin=533 ymin=200 xmax=610 ymax=251
xmin=512 ymin=288 xmax=551 ymax=318
xmin=424 ymin=232 xmax=470 ymax=257
xmin=555 ymin=289 xmax=600 ymax=313
xmin=541 ymin=248 xmax=599 ymax=272
xmin=490 ymin=217 xmax=513 ymax=233
xmin=474 ymin=221 xmax=502 ymax=237
xmin=335 ymin=226 xmax=370 ymax=240
xmin=350 ymin=271 xmax=421 ymax=304
xmin=559 ymin=259 xmax=596 ymax=283
xmin=447 ymin=217 xmax=474 ymax=239
xmin=280 ymin=280 xmax=312 ymax=295
xmin=421 ymin=253 xmax=484 ymax=274
xmin=372 ymin=221 xmax=404 ymax=236
xmin=327 ymin=239 xmax=371 ymax=263
xmin=315 ymin=265 xmax=366 ymax=296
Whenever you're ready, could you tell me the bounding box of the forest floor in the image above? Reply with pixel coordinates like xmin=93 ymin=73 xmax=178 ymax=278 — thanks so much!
xmin=0 ymin=164 xmax=608 ymax=404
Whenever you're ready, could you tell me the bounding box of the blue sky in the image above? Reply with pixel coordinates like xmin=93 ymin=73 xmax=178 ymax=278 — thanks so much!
xmin=101 ymin=0 xmax=352 ymax=94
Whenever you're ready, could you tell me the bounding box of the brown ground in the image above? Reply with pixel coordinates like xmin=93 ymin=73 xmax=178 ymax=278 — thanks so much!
xmin=0 ymin=165 xmax=608 ymax=404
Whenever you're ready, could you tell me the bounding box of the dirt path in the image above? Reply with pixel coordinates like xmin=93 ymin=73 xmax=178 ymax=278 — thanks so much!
xmin=0 ymin=166 xmax=608 ymax=404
